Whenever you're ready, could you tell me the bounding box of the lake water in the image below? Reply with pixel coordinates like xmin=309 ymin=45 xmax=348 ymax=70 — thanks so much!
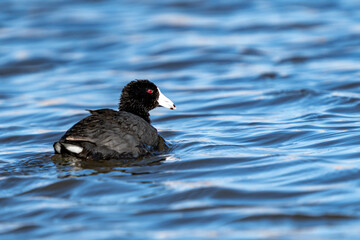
xmin=1 ymin=0 xmax=360 ymax=239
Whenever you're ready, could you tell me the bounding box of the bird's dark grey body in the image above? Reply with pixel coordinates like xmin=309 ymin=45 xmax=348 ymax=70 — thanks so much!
xmin=55 ymin=109 xmax=163 ymax=160
xmin=53 ymin=80 xmax=175 ymax=160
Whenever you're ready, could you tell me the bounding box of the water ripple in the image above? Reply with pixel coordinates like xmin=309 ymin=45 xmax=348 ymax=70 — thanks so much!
xmin=1 ymin=0 xmax=360 ymax=239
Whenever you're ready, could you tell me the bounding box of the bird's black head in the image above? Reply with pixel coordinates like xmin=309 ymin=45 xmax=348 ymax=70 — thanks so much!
xmin=119 ymin=80 xmax=176 ymax=122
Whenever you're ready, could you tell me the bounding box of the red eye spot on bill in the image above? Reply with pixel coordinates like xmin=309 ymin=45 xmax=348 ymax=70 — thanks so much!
xmin=147 ymin=89 xmax=153 ymax=94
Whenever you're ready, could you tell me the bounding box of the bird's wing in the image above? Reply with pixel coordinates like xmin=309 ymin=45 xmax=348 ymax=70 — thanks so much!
xmin=60 ymin=109 xmax=159 ymax=155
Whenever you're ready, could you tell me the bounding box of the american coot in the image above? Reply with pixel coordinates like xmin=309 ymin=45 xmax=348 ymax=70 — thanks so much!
xmin=53 ymin=80 xmax=176 ymax=160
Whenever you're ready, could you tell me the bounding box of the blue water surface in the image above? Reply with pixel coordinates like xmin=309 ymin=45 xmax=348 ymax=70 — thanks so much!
xmin=1 ymin=0 xmax=360 ymax=239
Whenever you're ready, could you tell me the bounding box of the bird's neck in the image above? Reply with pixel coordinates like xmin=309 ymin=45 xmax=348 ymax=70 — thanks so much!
xmin=119 ymin=101 xmax=151 ymax=123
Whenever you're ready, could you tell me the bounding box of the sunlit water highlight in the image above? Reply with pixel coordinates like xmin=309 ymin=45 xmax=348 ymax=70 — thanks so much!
xmin=1 ymin=0 xmax=360 ymax=239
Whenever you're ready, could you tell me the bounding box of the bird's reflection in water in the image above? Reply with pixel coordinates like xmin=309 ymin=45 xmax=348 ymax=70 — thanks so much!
xmin=51 ymin=153 xmax=171 ymax=177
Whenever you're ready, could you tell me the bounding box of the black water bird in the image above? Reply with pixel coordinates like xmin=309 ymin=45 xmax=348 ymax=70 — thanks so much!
xmin=53 ymin=80 xmax=176 ymax=160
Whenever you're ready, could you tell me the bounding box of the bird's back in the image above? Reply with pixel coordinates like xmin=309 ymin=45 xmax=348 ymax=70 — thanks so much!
xmin=54 ymin=109 xmax=162 ymax=160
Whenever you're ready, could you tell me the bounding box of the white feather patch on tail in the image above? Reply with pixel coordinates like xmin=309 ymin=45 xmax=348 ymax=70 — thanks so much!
xmin=62 ymin=143 xmax=83 ymax=154
xmin=54 ymin=142 xmax=62 ymax=153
